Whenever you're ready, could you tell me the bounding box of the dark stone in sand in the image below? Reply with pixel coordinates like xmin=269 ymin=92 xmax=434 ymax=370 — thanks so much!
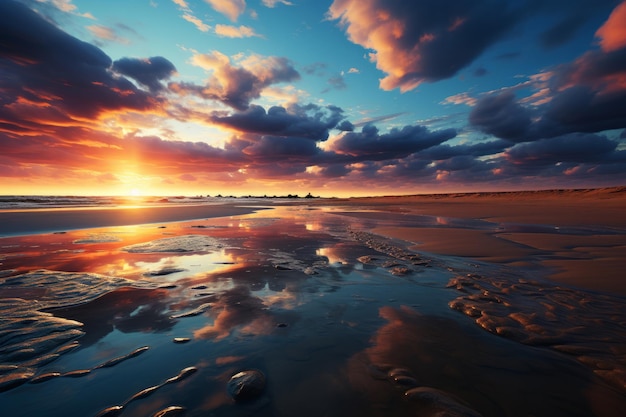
xmin=191 ymin=285 xmax=208 ymax=290
xmin=94 ymin=405 xmax=124 ymax=417
xmin=276 ymin=323 xmax=288 ymax=328
xmin=392 ymin=375 xmax=418 ymax=388
xmin=227 ymin=369 xmax=266 ymax=402
xmin=274 ymin=264 xmax=292 ymax=270
xmin=388 ymin=367 xmax=414 ymax=379
xmin=152 ymin=406 xmax=186 ymax=417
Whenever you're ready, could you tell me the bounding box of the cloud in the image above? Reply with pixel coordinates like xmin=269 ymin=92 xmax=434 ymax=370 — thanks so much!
xmin=505 ymin=133 xmax=618 ymax=166
xmin=595 ymin=1 xmax=626 ymax=52
xmin=0 ymin=0 xmax=161 ymax=122
xmin=204 ymin=0 xmax=246 ymax=22
xmin=469 ymin=4 xmax=626 ymax=144
xmin=240 ymin=135 xmax=321 ymax=159
xmin=179 ymin=173 xmax=197 ymax=181
xmin=262 ymin=0 xmax=292 ymax=7
xmin=469 ymin=91 xmax=533 ymax=142
xmin=302 ymin=62 xmax=327 ymax=76
xmin=322 ymin=74 xmax=347 ymax=93
xmin=352 ymin=112 xmax=405 ymax=127
xmin=540 ymin=13 xmax=587 ymax=49
xmin=443 ymin=93 xmax=478 ymax=107
xmin=172 ymin=52 xmax=300 ymax=110
xmin=87 ymin=25 xmax=131 ymax=44
xmin=209 ymin=103 xmax=346 ymax=140
xmin=113 ymin=57 xmax=177 ymax=93
xmin=536 ymin=0 xmax=619 ymax=49
xmin=215 ymin=24 xmax=260 ymax=38
xmin=183 ymin=13 xmax=211 ymax=32
xmin=330 ymin=124 xmax=456 ymax=160
xmin=328 ymin=0 xmax=520 ymax=92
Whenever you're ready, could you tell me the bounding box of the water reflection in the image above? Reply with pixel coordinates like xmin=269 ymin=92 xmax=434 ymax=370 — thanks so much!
xmin=0 ymin=205 xmax=625 ymax=417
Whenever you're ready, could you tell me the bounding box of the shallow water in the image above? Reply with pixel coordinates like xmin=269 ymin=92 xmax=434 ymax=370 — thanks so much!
xmin=0 ymin=206 xmax=625 ymax=416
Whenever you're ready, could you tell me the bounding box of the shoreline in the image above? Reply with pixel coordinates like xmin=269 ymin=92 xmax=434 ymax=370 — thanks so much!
xmin=1 ymin=187 xmax=625 ymax=296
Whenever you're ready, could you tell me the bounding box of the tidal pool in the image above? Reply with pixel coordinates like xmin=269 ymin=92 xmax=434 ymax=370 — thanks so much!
xmin=0 ymin=206 xmax=625 ymax=416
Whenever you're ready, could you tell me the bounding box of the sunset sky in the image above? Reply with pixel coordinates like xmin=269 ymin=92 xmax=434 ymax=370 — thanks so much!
xmin=1 ymin=0 xmax=626 ymax=197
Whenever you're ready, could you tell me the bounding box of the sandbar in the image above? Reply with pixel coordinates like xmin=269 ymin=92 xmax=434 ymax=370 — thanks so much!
xmin=0 ymin=204 xmax=262 ymax=237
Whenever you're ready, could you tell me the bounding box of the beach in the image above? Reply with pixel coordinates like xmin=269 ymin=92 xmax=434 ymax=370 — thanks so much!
xmin=0 ymin=188 xmax=625 ymax=417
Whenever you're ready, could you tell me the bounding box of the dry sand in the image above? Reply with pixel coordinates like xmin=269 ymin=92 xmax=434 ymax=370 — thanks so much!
xmin=330 ymin=187 xmax=626 ymax=295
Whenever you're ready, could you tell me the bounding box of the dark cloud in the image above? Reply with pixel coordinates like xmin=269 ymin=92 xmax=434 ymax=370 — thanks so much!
xmin=241 ymin=135 xmax=321 ymax=159
xmin=469 ymin=91 xmax=532 ymax=142
xmin=505 ymin=133 xmax=618 ymax=166
xmin=322 ymin=74 xmax=347 ymax=93
xmin=473 ymin=67 xmax=488 ymax=77
xmin=329 ymin=0 xmax=619 ymax=92
xmin=113 ymin=56 xmax=177 ymax=93
xmin=420 ymin=140 xmax=511 ymax=160
xmin=331 ymin=124 xmax=456 ymax=160
xmin=470 ymin=47 xmax=626 ymax=142
xmin=0 ymin=0 xmax=160 ymax=121
xmin=209 ymin=104 xmax=346 ymax=141
xmin=336 ymin=120 xmax=354 ymax=131
xmin=302 ymin=62 xmax=327 ymax=76
xmin=315 ymin=164 xmax=350 ymax=178
xmin=533 ymin=0 xmax=616 ymax=48
xmin=539 ymin=13 xmax=587 ymax=48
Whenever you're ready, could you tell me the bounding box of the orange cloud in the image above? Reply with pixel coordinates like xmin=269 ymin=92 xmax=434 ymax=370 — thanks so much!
xmin=204 ymin=0 xmax=246 ymax=22
xmin=215 ymin=24 xmax=260 ymax=38
xmin=595 ymin=1 xmax=626 ymax=53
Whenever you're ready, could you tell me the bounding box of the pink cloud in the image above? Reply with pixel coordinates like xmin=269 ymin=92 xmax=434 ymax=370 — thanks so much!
xmin=595 ymin=1 xmax=626 ymax=53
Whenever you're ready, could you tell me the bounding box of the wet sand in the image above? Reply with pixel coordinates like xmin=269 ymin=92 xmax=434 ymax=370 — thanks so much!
xmin=0 ymin=188 xmax=625 ymax=416
xmin=327 ymin=187 xmax=626 ymax=295
xmin=0 ymin=204 xmax=262 ymax=237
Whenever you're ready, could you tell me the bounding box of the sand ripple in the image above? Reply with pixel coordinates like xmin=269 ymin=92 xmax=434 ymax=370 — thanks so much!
xmin=448 ymin=274 xmax=626 ymax=391
xmin=0 ymin=270 xmax=155 ymax=392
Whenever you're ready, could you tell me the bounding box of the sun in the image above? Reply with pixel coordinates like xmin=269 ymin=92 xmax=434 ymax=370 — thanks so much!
xmin=129 ymin=188 xmax=141 ymax=197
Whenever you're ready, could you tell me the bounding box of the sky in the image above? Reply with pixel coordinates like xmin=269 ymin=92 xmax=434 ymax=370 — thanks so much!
xmin=1 ymin=0 xmax=625 ymax=197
